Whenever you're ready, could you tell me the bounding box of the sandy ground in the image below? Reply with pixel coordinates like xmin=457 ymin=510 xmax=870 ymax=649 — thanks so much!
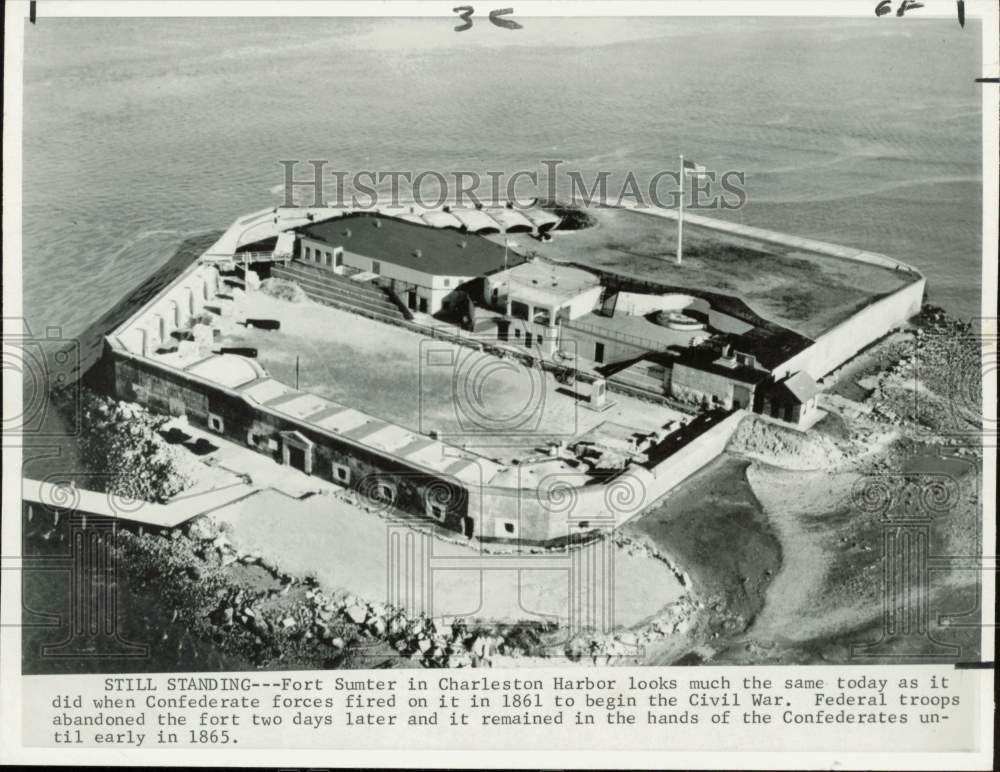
xmin=215 ymin=291 xmax=686 ymax=463
xmin=209 ymin=487 xmax=684 ymax=629
xmin=713 ymin=450 xmax=982 ymax=665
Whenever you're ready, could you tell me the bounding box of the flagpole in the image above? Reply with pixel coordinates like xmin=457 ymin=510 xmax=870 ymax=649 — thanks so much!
xmin=677 ymin=154 xmax=685 ymax=266
xmin=504 ymin=237 xmax=512 ymax=316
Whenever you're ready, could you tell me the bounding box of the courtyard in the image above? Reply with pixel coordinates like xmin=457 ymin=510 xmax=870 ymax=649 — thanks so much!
xmin=212 ymin=291 xmax=687 ymax=464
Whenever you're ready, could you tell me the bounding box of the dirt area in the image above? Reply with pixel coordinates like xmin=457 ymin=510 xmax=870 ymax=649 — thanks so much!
xmin=711 ymin=444 xmax=981 ymax=665
xmin=610 ymin=306 xmax=984 ymax=666
xmin=214 ymin=291 xmax=686 ymax=463
xmin=209 ymin=487 xmax=685 ymax=630
xmin=517 ymin=206 xmax=914 ymax=339
xmin=622 ymin=453 xmax=780 ymax=663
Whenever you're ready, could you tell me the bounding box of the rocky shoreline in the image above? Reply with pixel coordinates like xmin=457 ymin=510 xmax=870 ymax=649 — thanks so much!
xmin=27 ymin=304 xmax=983 ymax=671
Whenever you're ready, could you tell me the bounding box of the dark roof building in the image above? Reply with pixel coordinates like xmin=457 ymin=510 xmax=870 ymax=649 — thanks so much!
xmin=767 ymin=370 xmax=819 ymax=405
xmin=296 ymin=212 xmax=521 ymax=278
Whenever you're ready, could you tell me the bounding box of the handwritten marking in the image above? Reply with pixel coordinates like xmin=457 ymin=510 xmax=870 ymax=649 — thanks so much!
xmin=452 ymin=6 xmax=522 ymax=31
xmin=452 ymin=5 xmax=474 ymax=32
xmin=489 ymin=8 xmax=523 ymax=30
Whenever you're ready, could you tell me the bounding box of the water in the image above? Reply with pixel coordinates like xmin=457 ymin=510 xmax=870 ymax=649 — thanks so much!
xmin=17 ymin=17 xmax=985 ymax=671
xmin=22 ymin=16 xmax=983 ymax=341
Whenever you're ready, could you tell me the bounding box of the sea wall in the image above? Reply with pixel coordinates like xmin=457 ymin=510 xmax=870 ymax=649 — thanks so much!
xmin=645 ymin=409 xmax=745 ymax=491
xmin=772 ymin=278 xmax=926 ymax=381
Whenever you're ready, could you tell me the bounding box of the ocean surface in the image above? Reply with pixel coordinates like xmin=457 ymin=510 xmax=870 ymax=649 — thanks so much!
xmin=17 ymin=16 xmax=986 ymax=673
xmin=22 ymin=16 xmax=984 ymax=341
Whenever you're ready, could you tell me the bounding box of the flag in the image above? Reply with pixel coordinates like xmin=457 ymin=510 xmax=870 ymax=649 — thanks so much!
xmin=683 ymin=159 xmax=709 ymax=177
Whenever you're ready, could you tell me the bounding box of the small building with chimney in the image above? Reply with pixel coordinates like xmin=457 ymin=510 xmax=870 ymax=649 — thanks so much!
xmin=667 ymin=344 xmax=770 ymax=410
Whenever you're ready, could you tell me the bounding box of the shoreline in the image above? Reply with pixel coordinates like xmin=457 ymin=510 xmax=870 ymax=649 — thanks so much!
xmin=23 ymin=303 xmax=983 ymax=671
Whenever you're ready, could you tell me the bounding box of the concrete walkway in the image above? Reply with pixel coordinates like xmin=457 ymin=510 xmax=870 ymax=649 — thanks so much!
xmin=22 ymin=477 xmax=255 ymax=529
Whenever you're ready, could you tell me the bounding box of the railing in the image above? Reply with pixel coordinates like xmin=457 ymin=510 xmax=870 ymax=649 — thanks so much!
xmin=233 ymin=251 xmax=289 ymax=265
xmin=562 ymin=319 xmax=673 ymax=353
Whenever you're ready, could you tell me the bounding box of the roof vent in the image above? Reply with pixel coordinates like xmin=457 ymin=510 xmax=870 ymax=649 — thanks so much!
xmin=343 ymin=228 xmax=352 ymax=238
xmin=459 ymin=240 xmax=467 ymax=249
xmin=413 ymin=249 xmax=423 ymax=258
xmin=374 ymin=219 xmax=382 ymax=228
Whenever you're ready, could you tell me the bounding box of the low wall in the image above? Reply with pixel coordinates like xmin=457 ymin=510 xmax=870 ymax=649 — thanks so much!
xmin=644 ymin=409 xmax=745 ymax=493
xmin=772 ymin=278 xmax=925 ymax=381
xmin=472 ymin=410 xmax=745 ymax=543
xmin=615 ymin=292 xmax=695 ymax=317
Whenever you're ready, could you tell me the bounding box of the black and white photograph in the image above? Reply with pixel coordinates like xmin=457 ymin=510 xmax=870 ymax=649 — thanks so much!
xmin=2 ymin=1 xmax=996 ymax=767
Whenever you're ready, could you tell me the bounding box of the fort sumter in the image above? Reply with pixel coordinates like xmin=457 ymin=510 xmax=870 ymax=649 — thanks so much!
xmin=85 ymin=198 xmax=924 ymax=546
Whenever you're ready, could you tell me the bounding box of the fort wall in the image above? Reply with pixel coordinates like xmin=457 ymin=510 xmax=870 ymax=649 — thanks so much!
xmin=107 ymin=340 xmax=740 ymax=545
xmin=772 ymin=278 xmax=926 ymax=381
xmin=95 ymin=205 xmax=924 ymax=546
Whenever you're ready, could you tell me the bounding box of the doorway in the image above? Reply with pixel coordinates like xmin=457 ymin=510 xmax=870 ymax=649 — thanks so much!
xmin=280 ymin=431 xmax=315 ymax=475
xmin=288 ymin=445 xmax=306 ymax=472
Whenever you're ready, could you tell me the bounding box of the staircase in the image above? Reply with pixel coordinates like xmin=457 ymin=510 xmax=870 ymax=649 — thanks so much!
xmin=272 ymin=261 xmax=413 ymax=322
xmin=597 ymin=286 xmax=619 ymax=318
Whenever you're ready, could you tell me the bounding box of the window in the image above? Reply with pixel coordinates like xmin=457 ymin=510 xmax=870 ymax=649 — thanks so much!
xmin=443 ymin=278 xmax=451 ymax=288
xmin=305 ymin=246 xmax=312 ymax=261
xmin=372 ymin=261 xmax=381 ymax=275
xmin=208 ymin=413 xmax=224 ymax=433
xmin=594 ymin=342 xmax=605 ymax=363
xmin=332 ymin=463 xmax=351 ymax=484
xmin=504 ymin=523 xmax=515 ymax=534
xmin=333 ymin=247 xmax=343 ymax=267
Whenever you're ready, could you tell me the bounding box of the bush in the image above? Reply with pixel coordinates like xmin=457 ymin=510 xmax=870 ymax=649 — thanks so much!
xmin=78 ymin=392 xmax=197 ymax=502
